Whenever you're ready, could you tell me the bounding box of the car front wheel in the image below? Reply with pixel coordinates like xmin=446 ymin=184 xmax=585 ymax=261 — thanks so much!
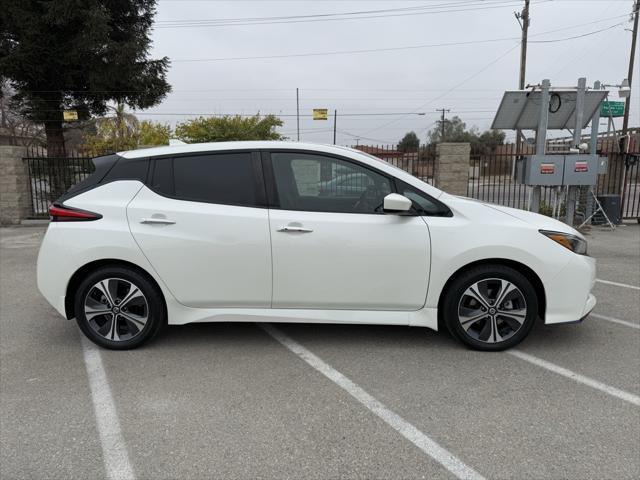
xmin=443 ymin=265 xmax=538 ymax=351
xmin=74 ymin=266 xmax=165 ymax=350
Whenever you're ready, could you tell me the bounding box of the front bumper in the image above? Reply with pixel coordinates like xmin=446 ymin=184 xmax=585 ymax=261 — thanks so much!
xmin=581 ymin=293 xmax=597 ymax=319
xmin=544 ymin=254 xmax=596 ymax=325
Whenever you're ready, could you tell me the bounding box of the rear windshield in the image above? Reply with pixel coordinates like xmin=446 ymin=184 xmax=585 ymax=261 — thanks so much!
xmin=56 ymin=154 xmax=119 ymax=203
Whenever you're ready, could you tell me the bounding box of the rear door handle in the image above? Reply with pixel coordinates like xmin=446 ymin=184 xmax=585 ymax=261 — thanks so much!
xmin=140 ymin=217 xmax=176 ymax=225
xmin=277 ymin=226 xmax=313 ymax=233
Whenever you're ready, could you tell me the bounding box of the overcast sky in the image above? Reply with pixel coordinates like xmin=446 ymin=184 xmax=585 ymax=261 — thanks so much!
xmin=140 ymin=0 xmax=639 ymax=145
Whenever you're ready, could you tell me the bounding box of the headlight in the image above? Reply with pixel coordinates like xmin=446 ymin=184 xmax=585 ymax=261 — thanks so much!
xmin=539 ymin=230 xmax=588 ymax=255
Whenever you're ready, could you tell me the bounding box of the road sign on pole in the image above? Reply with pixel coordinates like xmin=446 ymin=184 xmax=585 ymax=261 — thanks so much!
xmin=600 ymin=101 xmax=625 ymax=118
xmin=63 ymin=110 xmax=78 ymax=121
xmin=313 ymin=109 xmax=328 ymax=120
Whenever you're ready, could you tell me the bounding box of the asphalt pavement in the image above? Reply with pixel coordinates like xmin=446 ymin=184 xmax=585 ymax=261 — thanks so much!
xmin=1 ymin=222 xmax=638 ymax=480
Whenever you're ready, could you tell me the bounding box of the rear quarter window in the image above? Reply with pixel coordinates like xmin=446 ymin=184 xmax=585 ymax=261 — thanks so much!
xmin=101 ymin=158 xmax=150 ymax=184
xmin=56 ymin=154 xmax=119 ymax=203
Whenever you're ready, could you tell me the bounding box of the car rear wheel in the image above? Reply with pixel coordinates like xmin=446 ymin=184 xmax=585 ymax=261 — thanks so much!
xmin=74 ymin=266 xmax=165 ymax=350
xmin=443 ymin=265 xmax=538 ymax=351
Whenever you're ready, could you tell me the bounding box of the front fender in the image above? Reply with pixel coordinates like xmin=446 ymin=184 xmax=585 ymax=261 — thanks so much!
xmin=423 ymin=214 xmax=572 ymax=309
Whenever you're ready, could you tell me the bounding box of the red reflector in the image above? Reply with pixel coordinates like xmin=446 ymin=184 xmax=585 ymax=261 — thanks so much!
xmin=49 ymin=204 xmax=102 ymax=221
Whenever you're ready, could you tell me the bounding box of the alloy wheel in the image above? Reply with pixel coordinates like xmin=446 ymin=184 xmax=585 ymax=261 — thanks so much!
xmin=83 ymin=278 xmax=149 ymax=342
xmin=457 ymin=278 xmax=528 ymax=344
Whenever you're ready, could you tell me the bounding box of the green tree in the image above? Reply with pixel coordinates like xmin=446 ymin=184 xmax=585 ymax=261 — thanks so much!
xmin=175 ymin=114 xmax=284 ymax=143
xmin=428 ymin=116 xmax=474 ymax=143
xmin=397 ymin=131 xmax=420 ymax=152
xmin=81 ymin=105 xmax=170 ymax=153
xmin=427 ymin=116 xmax=505 ymax=151
xmin=139 ymin=120 xmax=171 ymax=147
xmin=0 ymin=0 xmax=170 ymax=155
xmin=474 ymin=129 xmax=506 ymax=153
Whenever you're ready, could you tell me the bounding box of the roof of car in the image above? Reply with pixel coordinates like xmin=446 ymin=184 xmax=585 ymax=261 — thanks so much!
xmin=119 ymin=141 xmax=358 ymax=159
xmin=118 ymin=141 xmax=444 ymax=199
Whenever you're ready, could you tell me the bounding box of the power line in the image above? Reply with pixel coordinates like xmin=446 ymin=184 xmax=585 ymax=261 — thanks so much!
xmin=156 ymin=1 xmax=513 ymax=24
xmin=361 ymin=42 xmax=522 ymax=136
xmin=337 ymin=129 xmax=397 ymax=144
xmin=173 ymin=38 xmax=521 ymax=62
xmin=528 ymin=22 xmax=624 ymax=42
xmin=156 ymin=1 xmax=540 ymax=28
xmin=17 ymin=88 xmax=509 ymax=95
xmin=132 ymin=111 xmax=434 ymax=117
xmin=172 ymin=22 xmax=625 ymax=62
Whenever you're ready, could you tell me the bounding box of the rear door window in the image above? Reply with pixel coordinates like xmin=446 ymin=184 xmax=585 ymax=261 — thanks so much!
xmin=152 ymin=152 xmax=263 ymax=207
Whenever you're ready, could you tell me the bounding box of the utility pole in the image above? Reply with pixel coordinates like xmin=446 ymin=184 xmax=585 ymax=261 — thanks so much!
xmin=296 ymin=88 xmax=300 ymax=141
xmin=436 ymin=108 xmax=450 ymax=141
xmin=620 ymin=1 xmax=639 ymax=220
xmin=333 ymin=109 xmax=337 ymax=145
xmin=622 ymin=0 xmax=638 ymax=136
xmin=515 ymin=0 xmax=530 ymax=154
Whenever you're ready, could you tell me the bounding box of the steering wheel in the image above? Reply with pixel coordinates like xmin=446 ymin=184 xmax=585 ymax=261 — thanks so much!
xmin=353 ymin=185 xmax=383 ymax=213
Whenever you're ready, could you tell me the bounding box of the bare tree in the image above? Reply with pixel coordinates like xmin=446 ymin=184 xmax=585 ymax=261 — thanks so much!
xmin=0 ymin=79 xmax=44 ymax=147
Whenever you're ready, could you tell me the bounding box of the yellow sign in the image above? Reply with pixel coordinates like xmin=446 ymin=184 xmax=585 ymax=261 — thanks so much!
xmin=63 ymin=110 xmax=78 ymax=121
xmin=312 ymin=109 xmax=328 ymax=120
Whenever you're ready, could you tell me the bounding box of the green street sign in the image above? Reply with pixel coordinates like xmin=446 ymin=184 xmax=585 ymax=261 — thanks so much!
xmin=600 ymin=100 xmax=625 ymax=118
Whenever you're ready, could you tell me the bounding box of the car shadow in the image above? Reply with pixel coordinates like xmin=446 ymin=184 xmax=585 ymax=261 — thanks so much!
xmin=146 ymin=316 xmax=587 ymax=352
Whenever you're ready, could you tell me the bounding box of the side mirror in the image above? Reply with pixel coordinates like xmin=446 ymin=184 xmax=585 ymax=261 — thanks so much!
xmin=383 ymin=193 xmax=412 ymax=214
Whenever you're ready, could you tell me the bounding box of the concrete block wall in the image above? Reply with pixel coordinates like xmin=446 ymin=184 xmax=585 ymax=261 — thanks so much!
xmin=0 ymin=146 xmax=31 ymax=225
xmin=434 ymin=142 xmax=471 ymax=196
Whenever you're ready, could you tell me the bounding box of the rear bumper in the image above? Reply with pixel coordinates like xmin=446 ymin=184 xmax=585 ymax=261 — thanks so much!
xmin=37 ymin=225 xmax=69 ymax=318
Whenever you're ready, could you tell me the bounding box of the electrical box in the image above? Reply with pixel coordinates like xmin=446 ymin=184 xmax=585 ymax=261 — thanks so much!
xmin=519 ymin=155 xmax=565 ymax=186
xmin=597 ymin=156 xmax=608 ymax=174
xmin=562 ymin=155 xmax=599 ymax=185
xmin=594 ymin=195 xmax=621 ymax=224
xmin=518 ymin=154 xmax=605 ymax=186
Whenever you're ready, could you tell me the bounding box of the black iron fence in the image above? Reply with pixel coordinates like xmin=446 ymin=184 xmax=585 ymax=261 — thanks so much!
xmin=21 ymin=141 xmax=638 ymax=220
xmin=24 ymin=149 xmax=95 ymax=218
xmin=350 ymin=144 xmax=436 ymax=184
xmin=466 ymin=143 xmax=640 ymax=219
xmin=357 ymin=141 xmax=639 ymax=220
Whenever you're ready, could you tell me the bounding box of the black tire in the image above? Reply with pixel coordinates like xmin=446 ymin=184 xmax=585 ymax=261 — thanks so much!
xmin=442 ymin=265 xmax=538 ymax=351
xmin=74 ymin=266 xmax=165 ymax=350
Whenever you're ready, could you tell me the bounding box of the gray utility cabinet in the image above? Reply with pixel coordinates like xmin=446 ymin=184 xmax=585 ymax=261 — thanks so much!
xmin=517 ymin=154 xmax=607 ymax=186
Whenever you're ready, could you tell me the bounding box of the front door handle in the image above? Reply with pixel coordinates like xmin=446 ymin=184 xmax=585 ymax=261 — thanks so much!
xmin=277 ymin=226 xmax=313 ymax=233
xmin=140 ymin=217 xmax=176 ymax=225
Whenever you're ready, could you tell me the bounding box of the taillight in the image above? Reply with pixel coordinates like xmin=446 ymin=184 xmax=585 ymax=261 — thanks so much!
xmin=49 ymin=204 xmax=102 ymax=222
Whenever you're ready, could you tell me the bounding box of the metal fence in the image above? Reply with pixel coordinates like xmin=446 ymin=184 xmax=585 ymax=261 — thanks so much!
xmin=359 ymin=141 xmax=639 ymax=220
xmin=21 ymin=141 xmax=638 ymax=220
xmin=466 ymin=143 xmax=640 ymax=219
xmin=598 ymin=152 xmax=640 ymax=219
xmin=351 ymin=144 xmax=436 ymax=184
xmin=24 ymin=148 xmax=95 ymax=218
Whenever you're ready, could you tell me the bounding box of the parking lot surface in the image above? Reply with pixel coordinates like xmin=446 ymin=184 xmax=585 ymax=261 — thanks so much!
xmin=1 ymin=223 xmax=639 ymax=479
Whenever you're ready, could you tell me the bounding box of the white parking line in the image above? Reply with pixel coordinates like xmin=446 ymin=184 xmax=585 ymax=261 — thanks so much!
xmin=590 ymin=312 xmax=640 ymax=330
xmin=596 ymin=279 xmax=640 ymax=291
xmin=81 ymin=335 xmax=135 ymax=480
xmin=261 ymin=324 xmax=485 ymax=480
xmin=509 ymin=350 xmax=640 ymax=407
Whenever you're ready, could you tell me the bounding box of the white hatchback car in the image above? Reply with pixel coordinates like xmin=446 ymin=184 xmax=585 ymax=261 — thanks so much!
xmin=37 ymin=141 xmax=596 ymax=351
